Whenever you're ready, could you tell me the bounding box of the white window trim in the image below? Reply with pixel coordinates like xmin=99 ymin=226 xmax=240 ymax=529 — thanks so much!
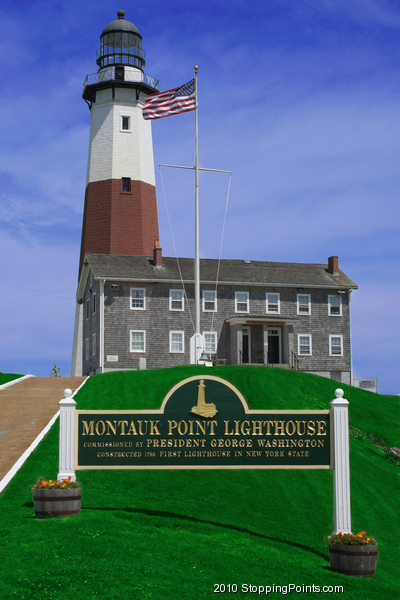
xmin=130 ymin=288 xmax=146 ymax=310
xmin=235 ymin=291 xmax=249 ymax=313
xmin=120 ymin=114 xmax=132 ymax=133
xmin=170 ymin=330 xmax=185 ymax=353
xmin=266 ymin=292 xmax=280 ymax=314
xmin=297 ymin=294 xmax=311 ymax=315
xmin=202 ymin=290 xmax=217 ymax=312
xmin=203 ymin=331 xmax=217 ymax=354
xmin=329 ymin=335 xmax=343 ymax=356
xmin=169 ymin=289 xmax=184 ymax=311
xmin=298 ymin=334 xmax=312 ymax=356
xmin=328 ymin=295 xmax=342 ymax=316
xmin=130 ymin=330 xmax=146 ymax=353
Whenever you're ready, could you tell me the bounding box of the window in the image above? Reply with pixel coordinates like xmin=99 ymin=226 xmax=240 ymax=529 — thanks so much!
xmin=170 ymin=331 xmax=184 ymax=353
xmin=131 ymin=288 xmax=146 ymax=310
xmin=203 ymin=331 xmax=217 ymax=354
xmin=85 ymin=338 xmax=89 ymax=360
xmin=86 ymin=298 xmax=90 ymax=319
xmin=122 ymin=177 xmax=131 ymax=192
xmin=235 ymin=291 xmax=249 ymax=313
xmin=121 ymin=116 xmax=130 ymax=130
xmin=170 ymin=289 xmax=184 ymax=311
xmin=130 ymin=330 xmax=145 ymax=352
xmin=266 ymin=293 xmax=280 ymax=314
xmin=203 ymin=290 xmax=217 ymax=312
xmin=92 ymin=333 xmax=96 ymax=356
xmin=330 ymin=335 xmax=343 ymax=356
xmin=328 ymin=295 xmax=342 ymax=316
xmin=297 ymin=294 xmax=311 ymax=315
xmin=93 ymin=292 xmax=96 ymax=315
xmin=298 ymin=334 xmax=312 ymax=355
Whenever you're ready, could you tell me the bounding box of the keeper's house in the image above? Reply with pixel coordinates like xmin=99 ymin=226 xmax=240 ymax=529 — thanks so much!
xmin=72 ymin=251 xmax=357 ymax=384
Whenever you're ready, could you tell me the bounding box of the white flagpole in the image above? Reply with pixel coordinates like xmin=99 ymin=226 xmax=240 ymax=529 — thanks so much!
xmin=194 ymin=66 xmax=200 ymax=335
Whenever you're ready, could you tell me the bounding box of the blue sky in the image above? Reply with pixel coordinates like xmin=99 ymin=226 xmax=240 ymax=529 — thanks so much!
xmin=0 ymin=0 xmax=399 ymax=394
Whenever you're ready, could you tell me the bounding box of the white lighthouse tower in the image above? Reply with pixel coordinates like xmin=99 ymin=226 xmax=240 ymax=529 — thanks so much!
xmin=78 ymin=9 xmax=160 ymax=274
xmin=71 ymin=11 xmax=161 ymax=376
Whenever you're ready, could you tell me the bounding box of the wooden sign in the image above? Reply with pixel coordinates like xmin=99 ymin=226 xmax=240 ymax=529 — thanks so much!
xmin=74 ymin=375 xmax=331 ymax=470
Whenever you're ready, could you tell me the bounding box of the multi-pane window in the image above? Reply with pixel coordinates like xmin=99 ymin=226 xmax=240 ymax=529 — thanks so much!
xmin=131 ymin=288 xmax=145 ymax=310
xmin=122 ymin=177 xmax=131 ymax=192
xmin=235 ymin=291 xmax=249 ymax=313
xmin=297 ymin=294 xmax=311 ymax=315
xmin=328 ymin=295 xmax=342 ymax=316
xmin=266 ymin=293 xmax=280 ymax=314
xmin=130 ymin=330 xmax=145 ymax=352
xmin=170 ymin=290 xmax=184 ymax=311
xmin=203 ymin=331 xmax=217 ymax=354
xmin=170 ymin=331 xmax=184 ymax=353
xmin=121 ymin=116 xmax=130 ymax=130
xmin=203 ymin=290 xmax=216 ymax=312
xmin=298 ymin=334 xmax=312 ymax=355
xmin=330 ymin=335 xmax=343 ymax=356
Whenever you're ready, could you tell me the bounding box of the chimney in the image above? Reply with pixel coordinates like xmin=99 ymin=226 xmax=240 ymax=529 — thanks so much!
xmin=328 ymin=255 xmax=339 ymax=275
xmin=153 ymin=239 xmax=162 ymax=266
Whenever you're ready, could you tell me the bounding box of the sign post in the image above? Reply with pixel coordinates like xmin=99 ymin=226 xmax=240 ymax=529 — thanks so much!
xmin=331 ymin=388 xmax=351 ymax=534
xmin=58 ymin=389 xmax=77 ymax=482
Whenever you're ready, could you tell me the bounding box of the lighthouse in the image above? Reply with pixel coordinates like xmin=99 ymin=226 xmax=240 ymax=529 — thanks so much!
xmin=78 ymin=10 xmax=160 ymax=275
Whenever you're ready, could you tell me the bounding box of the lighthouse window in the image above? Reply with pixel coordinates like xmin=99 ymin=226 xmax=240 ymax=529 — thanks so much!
xmin=122 ymin=178 xmax=131 ymax=192
xmin=122 ymin=116 xmax=130 ymax=130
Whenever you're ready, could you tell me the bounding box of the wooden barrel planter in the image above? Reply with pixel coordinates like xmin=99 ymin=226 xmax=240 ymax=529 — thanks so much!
xmin=32 ymin=487 xmax=82 ymax=518
xmin=329 ymin=544 xmax=378 ymax=578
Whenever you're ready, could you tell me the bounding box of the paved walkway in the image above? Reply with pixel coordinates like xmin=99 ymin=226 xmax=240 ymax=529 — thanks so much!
xmin=0 ymin=377 xmax=86 ymax=482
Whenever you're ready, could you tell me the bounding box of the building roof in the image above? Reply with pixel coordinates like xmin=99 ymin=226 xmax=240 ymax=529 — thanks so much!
xmin=77 ymin=254 xmax=357 ymax=299
xmin=101 ymin=10 xmax=141 ymax=37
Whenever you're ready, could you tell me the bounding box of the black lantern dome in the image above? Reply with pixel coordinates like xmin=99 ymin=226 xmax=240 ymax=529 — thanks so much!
xmin=96 ymin=10 xmax=146 ymax=70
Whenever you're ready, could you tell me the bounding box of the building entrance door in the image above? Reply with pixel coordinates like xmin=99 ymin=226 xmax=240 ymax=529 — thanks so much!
xmin=267 ymin=328 xmax=281 ymax=364
xmin=242 ymin=327 xmax=250 ymax=364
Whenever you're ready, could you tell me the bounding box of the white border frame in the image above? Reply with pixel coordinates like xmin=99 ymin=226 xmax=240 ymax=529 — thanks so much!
xmin=235 ymin=291 xmax=249 ymax=313
xmin=130 ymin=330 xmax=146 ymax=353
xmin=202 ymin=290 xmax=217 ymax=312
xmin=266 ymin=292 xmax=280 ymax=314
xmin=297 ymin=293 xmax=311 ymax=315
xmin=169 ymin=289 xmax=184 ymax=311
xmin=328 ymin=295 xmax=342 ymax=316
xmin=169 ymin=330 xmax=185 ymax=353
xmin=130 ymin=287 xmax=146 ymax=310
xmin=329 ymin=334 xmax=343 ymax=356
xmin=298 ymin=333 xmax=312 ymax=355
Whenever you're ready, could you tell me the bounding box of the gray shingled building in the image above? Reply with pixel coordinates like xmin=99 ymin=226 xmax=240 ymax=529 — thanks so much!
xmin=71 ymin=251 xmax=357 ymax=384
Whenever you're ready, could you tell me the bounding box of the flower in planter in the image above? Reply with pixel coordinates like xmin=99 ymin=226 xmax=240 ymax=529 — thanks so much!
xmin=31 ymin=477 xmax=81 ymax=490
xmin=328 ymin=531 xmax=377 ymax=546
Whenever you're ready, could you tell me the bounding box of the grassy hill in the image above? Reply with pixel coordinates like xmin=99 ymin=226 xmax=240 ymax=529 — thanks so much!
xmin=0 ymin=366 xmax=398 ymax=599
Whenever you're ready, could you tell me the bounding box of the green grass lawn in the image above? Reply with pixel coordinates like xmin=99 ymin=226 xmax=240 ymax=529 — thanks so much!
xmin=0 ymin=367 xmax=398 ymax=599
xmin=0 ymin=373 xmax=24 ymax=386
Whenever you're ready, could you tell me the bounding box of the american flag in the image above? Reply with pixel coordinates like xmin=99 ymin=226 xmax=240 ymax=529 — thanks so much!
xmin=142 ymin=79 xmax=196 ymax=120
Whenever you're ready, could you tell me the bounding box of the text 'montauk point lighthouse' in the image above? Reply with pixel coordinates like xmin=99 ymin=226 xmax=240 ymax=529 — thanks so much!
xmin=79 ymin=10 xmax=160 ymax=275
